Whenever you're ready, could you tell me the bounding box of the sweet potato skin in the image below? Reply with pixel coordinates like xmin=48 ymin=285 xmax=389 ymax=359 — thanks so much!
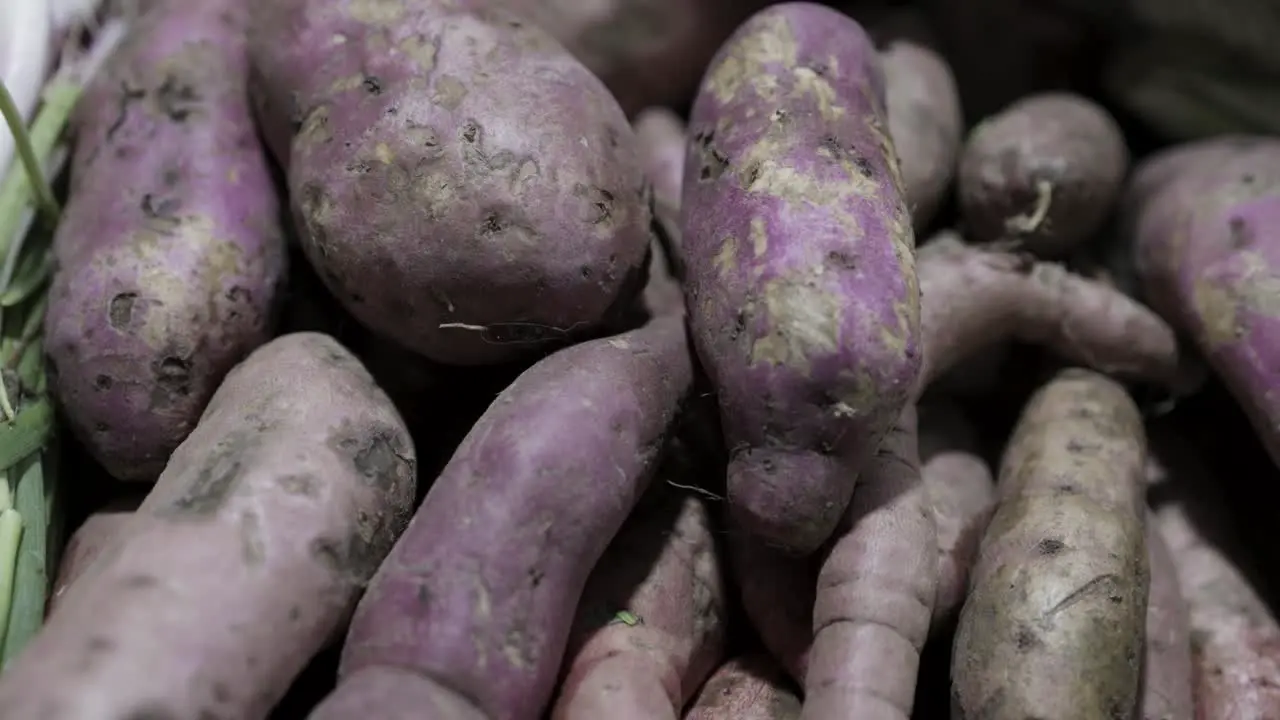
xmin=312 ymin=315 xmax=693 ymax=720
xmin=682 ymin=2 xmax=920 ymax=554
xmin=958 ymin=92 xmax=1129 ymax=257
xmin=881 ymin=34 xmax=962 ymax=230
xmin=47 ymin=497 xmax=142 ymax=617
xmin=1141 ymin=519 xmax=1194 ymax=720
xmin=803 ymin=406 xmax=936 ymax=720
xmin=1127 ymin=137 xmax=1280 ymax=467
xmin=0 ymin=332 xmax=417 ymax=719
xmin=918 ymin=232 xmax=1180 ymax=388
xmin=952 ymin=369 xmax=1148 ymax=720
xmin=1147 ymin=433 xmax=1280 ymax=720
xmin=551 ymin=484 xmax=726 ymax=720
xmin=917 ymin=403 xmax=994 ymax=624
xmin=685 ymin=656 xmax=802 ymax=720
xmin=251 ymin=0 xmax=652 ymax=365
xmin=46 ymin=0 xmax=286 ymax=481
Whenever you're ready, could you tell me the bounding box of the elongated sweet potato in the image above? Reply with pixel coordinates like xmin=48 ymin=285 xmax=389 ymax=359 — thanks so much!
xmin=918 ymin=231 xmax=1180 ymax=389
xmin=803 ymin=405 xmax=936 ymax=720
xmin=952 ymin=369 xmax=1148 ymax=720
xmin=551 ymin=482 xmax=726 ymax=720
xmin=881 ymin=27 xmax=963 ymax=230
xmin=1147 ymin=428 xmax=1280 ymax=720
xmin=685 ymin=656 xmax=802 ymax=720
xmin=918 ymin=402 xmax=994 ymax=624
xmin=47 ymin=497 xmax=142 ymax=617
xmin=958 ymin=92 xmax=1129 ymax=256
xmin=1126 ymin=136 xmax=1280 ymax=467
xmin=682 ymin=2 xmax=920 ymax=554
xmin=0 ymin=333 xmax=417 ymax=718
xmin=250 ymin=0 xmax=652 ymax=366
xmin=1141 ymin=518 xmax=1194 ymax=720
xmin=732 ymin=401 xmax=990 ymax=684
xmin=308 ymin=314 xmax=694 ymax=720
xmin=46 ymin=0 xmax=287 ymax=481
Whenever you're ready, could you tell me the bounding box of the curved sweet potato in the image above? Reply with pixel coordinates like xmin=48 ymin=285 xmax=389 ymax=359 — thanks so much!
xmin=1126 ymin=136 xmax=1280 ymax=467
xmin=1141 ymin=518 xmax=1193 ymax=720
xmin=309 ymin=315 xmax=694 ymax=720
xmin=682 ymin=2 xmax=920 ymax=554
xmin=0 ymin=333 xmax=417 ymax=718
xmin=551 ymin=482 xmax=726 ymax=720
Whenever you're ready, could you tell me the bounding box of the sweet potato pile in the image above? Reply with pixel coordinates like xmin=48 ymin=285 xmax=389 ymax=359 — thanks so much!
xmin=7 ymin=1 xmax=1280 ymax=719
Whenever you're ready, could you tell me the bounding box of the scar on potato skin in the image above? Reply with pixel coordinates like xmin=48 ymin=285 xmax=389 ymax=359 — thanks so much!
xmin=162 ymin=430 xmax=260 ymax=516
xmin=326 ymin=421 xmax=415 ymax=492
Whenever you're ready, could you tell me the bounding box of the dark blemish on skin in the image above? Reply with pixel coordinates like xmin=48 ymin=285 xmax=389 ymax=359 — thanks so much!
xmin=276 ymin=473 xmax=319 ymax=497
xmin=120 ymin=705 xmax=180 ymax=720
xmin=153 ymin=355 xmax=193 ymax=397
xmin=480 ymin=213 xmax=504 ymax=236
xmin=1037 ymin=538 xmax=1065 ymax=555
xmin=289 ymin=605 xmax=302 ymax=622
xmin=1014 ymin=626 xmax=1039 ymax=651
xmin=694 ymin=129 xmax=728 ymax=181
xmin=108 ymin=292 xmax=138 ymax=330
xmin=1054 ymin=483 xmax=1078 ymax=496
xmin=226 ymin=286 xmax=250 ymax=304
xmin=331 ymin=424 xmax=414 ymax=491
xmin=308 ymin=534 xmax=385 ymax=584
xmin=1229 ymin=216 xmax=1253 ymax=249
xmin=743 ymin=162 xmax=762 ymax=188
xmin=122 ymin=574 xmax=158 ymax=589
xmin=461 ymin=122 xmax=479 ymax=144
xmin=94 ymin=374 xmax=113 ymax=391
xmin=416 ymin=583 xmax=431 ymax=606
xmin=106 ymin=82 xmax=147 ymax=141
xmin=592 ymin=187 xmax=614 ymax=225
xmin=853 ymin=157 xmax=875 ymax=179
xmin=362 ymin=76 xmax=382 ymax=94
xmin=154 ymin=73 xmax=202 ymax=123
xmin=140 ymin=193 xmax=182 ymax=224
xmin=761 ymin=457 xmax=776 ymax=474
xmin=827 ymin=250 xmax=857 ymax=270
xmin=165 ymin=432 xmax=254 ymax=515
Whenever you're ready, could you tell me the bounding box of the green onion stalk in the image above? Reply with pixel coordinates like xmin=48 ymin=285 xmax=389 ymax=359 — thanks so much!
xmin=0 ymin=21 xmax=126 ymax=668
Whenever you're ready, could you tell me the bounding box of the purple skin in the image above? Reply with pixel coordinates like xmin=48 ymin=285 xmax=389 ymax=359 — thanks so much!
xmin=309 ymin=315 xmax=694 ymax=720
xmin=252 ymin=0 xmax=652 ymax=366
xmin=1129 ymin=137 xmax=1280 ymax=466
xmin=45 ymin=0 xmax=286 ymax=482
xmin=681 ymin=2 xmax=920 ymax=554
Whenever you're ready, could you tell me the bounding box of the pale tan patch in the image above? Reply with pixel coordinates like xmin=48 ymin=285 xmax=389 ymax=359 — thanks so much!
xmin=713 ymin=235 xmax=739 ymax=278
xmin=346 ymin=0 xmax=404 ymax=25
xmin=751 ymin=217 xmax=769 ymax=258
xmin=705 ymin=14 xmax=798 ymax=104
xmin=1193 ymin=251 xmax=1280 ymax=348
xmin=748 ymin=275 xmax=844 ymax=371
xmin=432 ymin=74 xmax=468 ymax=110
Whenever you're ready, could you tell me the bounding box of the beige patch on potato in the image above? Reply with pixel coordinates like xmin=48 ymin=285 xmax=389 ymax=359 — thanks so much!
xmin=748 ymin=274 xmax=844 ymax=373
xmin=1193 ymin=251 xmax=1280 ymax=348
xmin=346 ymin=0 xmax=404 ymax=26
xmin=706 ymin=14 xmax=798 ymax=104
xmin=396 ymin=34 xmax=439 ymax=73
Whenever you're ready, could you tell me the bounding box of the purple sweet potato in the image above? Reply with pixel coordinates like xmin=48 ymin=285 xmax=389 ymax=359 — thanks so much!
xmin=1147 ymin=429 xmax=1280 ymax=720
xmin=918 ymin=231 xmax=1180 ymax=388
xmin=880 ymin=26 xmax=963 ymax=230
xmin=958 ymin=92 xmax=1129 ymax=257
xmin=551 ymin=484 xmax=726 ymax=720
xmin=0 ymin=333 xmax=417 ymax=719
xmin=917 ymin=402 xmax=994 ymax=624
xmin=249 ymin=0 xmax=652 ymax=366
xmin=952 ymin=369 xmax=1148 ymax=720
xmin=1141 ymin=518 xmax=1194 ymax=720
xmin=684 ymin=656 xmax=802 ymax=720
xmin=681 ymin=2 xmax=920 ymax=554
xmin=308 ymin=315 xmax=694 ymax=720
xmin=1126 ymin=136 xmax=1280 ymax=467
xmin=47 ymin=496 xmax=143 ymax=618
xmin=45 ymin=0 xmax=287 ymax=481
xmin=732 ymin=402 xmax=988 ymax=685
xmin=802 ymin=405 xmax=936 ymax=720
xmin=505 ymin=0 xmax=768 ymax=117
